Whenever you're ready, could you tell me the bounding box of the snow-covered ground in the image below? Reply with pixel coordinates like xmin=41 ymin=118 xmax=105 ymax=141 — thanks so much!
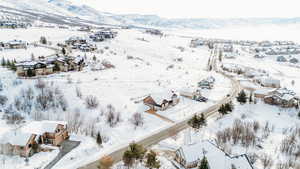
xmin=0 ymin=27 xmax=233 ymax=169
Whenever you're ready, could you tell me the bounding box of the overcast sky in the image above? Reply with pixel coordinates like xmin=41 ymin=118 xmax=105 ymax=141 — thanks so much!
xmin=78 ymin=0 xmax=300 ymax=18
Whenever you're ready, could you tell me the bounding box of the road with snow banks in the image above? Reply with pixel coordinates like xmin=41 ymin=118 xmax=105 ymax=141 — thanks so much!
xmin=78 ymin=48 xmax=241 ymax=169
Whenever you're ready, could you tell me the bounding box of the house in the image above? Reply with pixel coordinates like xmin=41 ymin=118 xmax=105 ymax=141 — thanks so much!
xmin=289 ymin=58 xmax=299 ymax=64
xmin=16 ymin=55 xmax=85 ymax=77
xmin=254 ymin=88 xmax=276 ymax=98
xmin=277 ymin=56 xmax=287 ymax=62
xmin=259 ymin=41 xmax=272 ymax=47
xmin=143 ymin=91 xmax=180 ymax=111
xmin=257 ymin=77 xmax=280 ymax=88
xmin=78 ymin=26 xmax=91 ymax=32
xmin=174 ymin=140 xmax=253 ymax=169
xmin=79 ymin=44 xmax=97 ymax=52
xmin=6 ymin=40 xmax=27 ymax=49
xmin=264 ymin=88 xmax=298 ymax=108
xmin=145 ymin=29 xmax=163 ymax=36
xmin=190 ymin=39 xmax=206 ymax=48
xmin=223 ymin=44 xmax=233 ymax=52
xmin=94 ymin=31 xmax=117 ymax=39
xmin=65 ymin=36 xmax=88 ymax=46
xmin=180 ymin=88 xmax=202 ymax=100
xmin=254 ymin=53 xmax=266 ymax=58
xmin=198 ymin=76 xmax=215 ymax=89
xmin=22 ymin=121 xmax=69 ymax=146
xmin=16 ymin=61 xmax=54 ymax=77
xmin=0 ymin=131 xmax=38 ymax=157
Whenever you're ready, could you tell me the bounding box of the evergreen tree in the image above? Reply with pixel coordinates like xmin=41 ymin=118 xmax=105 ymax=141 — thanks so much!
xmin=236 ymin=90 xmax=247 ymax=104
xmin=225 ymin=101 xmax=234 ymax=112
xmin=298 ymin=111 xmax=300 ymax=118
xmin=145 ymin=151 xmax=161 ymax=169
xmin=1 ymin=57 xmax=6 ymax=67
xmin=62 ymin=48 xmax=66 ymax=55
xmin=10 ymin=61 xmax=16 ymax=71
xmin=6 ymin=59 xmax=11 ymax=67
xmin=218 ymin=104 xmax=227 ymax=115
xmin=198 ymin=156 xmax=210 ymax=169
xmin=249 ymin=92 xmax=253 ymax=103
xmin=40 ymin=36 xmax=47 ymax=44
xmin=188 ymin=114 xmax=206 ymax=129
xmin=122 ymin=143 xmax=146 ymax=168
xmin=96 ymin=132 xmax=102 ymax=145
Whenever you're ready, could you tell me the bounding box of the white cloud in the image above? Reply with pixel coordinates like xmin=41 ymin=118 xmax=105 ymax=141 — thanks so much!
xmin=78 ymin=0 xmax=300 ymax=18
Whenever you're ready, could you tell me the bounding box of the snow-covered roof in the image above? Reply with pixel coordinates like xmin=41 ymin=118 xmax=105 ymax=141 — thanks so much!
xmin=150 ymin=91 xmax=178 ymax=105
xmin=22 ymin=121 xmax=67 ymax=135
xmin=177 ymin=141 xmax=253 ymax=169
xmin=254 ymin=88 xmax=276 ymax=95
xmin=0 ymin=130 xmax=33 ymax=146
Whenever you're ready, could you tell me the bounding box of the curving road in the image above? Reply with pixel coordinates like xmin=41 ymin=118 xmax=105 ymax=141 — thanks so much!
xmin=78 ymin=47 xmax=241 ymax=169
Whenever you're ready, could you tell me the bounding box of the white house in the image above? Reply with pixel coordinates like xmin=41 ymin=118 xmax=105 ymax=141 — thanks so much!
xmin=174 ymin=140 xmax=253 ymax=169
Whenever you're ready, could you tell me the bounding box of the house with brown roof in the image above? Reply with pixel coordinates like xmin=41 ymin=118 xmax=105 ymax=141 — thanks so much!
xmin=22 ymin=121 xmax=69 ymax=146
xmin=143 ymin=91 xmax=180 ymax=111
xmin=0 ymin=131 xmax=38 ymax=157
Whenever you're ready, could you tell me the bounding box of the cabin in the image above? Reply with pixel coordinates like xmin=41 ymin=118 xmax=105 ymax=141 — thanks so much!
xmin=174 ymin=141 xmax=253 ymax=169
xmin=143 ymin=91 xmax=180 ymax=111
xmin=22 ymin=121 xmax=69 ymax=146
xmin=6 ymin=40 xmax=27 ymax=49
xmin=0 ymin=131 xmax=38 ymax=157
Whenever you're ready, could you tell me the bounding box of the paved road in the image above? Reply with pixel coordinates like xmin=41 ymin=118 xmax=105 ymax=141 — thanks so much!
xmin=44 ymin=140 xmax=81 ymax=169
xmin=79 ymin=47 xmax=241 ymax=169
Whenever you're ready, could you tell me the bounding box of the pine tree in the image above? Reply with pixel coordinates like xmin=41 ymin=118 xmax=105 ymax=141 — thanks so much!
xmin=225 ymin=101 xmax=234 ymax=112
xmin=96 ymin=132 xmax=102 ymax=145
xmin=6 ymin=59 xmax=11 ymax=67
xmin=199 ymin=114 xmax=207 ymax=127
xmin=236 ymin=90 xmax=247 ymax=104
xmin=145 ymin=151 xmax=161 ymax=169
xmin=1 ymin=57 xmax=6 ymax=67
xmin=218 ymin=104 xmax=227 ymax=115
xmin=10 ymin=62 xmax=16 ymax=71
xmin=62 ymin=48 xmax=66 ymax=55
xmin=198 ymin=156 xmax=210 ymax=169
xmin=249 ymin=92 xmax=253 ymax=103
xmin=122 ymin=143 xmax=146 ymax=168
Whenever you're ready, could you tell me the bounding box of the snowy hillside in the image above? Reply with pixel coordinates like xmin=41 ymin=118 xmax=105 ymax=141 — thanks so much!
xmin=1 ymin=0 xmax=300 ymax=29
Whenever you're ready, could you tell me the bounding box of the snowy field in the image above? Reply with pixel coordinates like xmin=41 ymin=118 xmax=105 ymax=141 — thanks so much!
xmin=0 ymin=28 xmax=232 ymax=169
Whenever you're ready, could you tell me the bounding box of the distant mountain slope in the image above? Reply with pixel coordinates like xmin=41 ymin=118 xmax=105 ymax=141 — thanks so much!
xmin=1 ymin=0 xmax=300 ymax=29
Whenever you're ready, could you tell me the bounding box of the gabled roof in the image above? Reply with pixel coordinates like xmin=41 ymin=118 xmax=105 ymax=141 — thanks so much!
xmin=22 ymin=121 xmax=67 ymax=135
xmin=0 ymin=130 xmax=33 ymax=146
xmin=177 ymin=140 xmax=253 ymax=169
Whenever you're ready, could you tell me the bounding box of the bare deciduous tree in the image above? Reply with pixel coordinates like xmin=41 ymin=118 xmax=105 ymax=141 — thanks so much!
xmin=85 ymin=95 xmax=99 ymax=109
xmin=131 ymin=112 xmax=144 ymax=128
